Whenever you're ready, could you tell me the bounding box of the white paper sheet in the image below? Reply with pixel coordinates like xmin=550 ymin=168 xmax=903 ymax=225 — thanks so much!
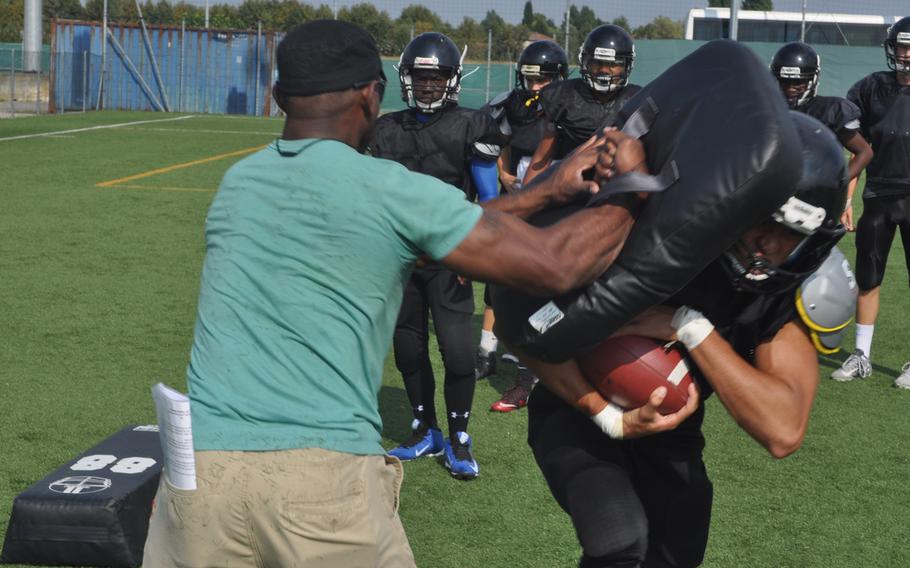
xmin=151 ymin=382 xmax=197 ymax=490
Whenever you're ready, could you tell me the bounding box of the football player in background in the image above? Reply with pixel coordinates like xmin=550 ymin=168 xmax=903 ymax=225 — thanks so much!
xmin=832 ymin=16 xmax=910 ymax=388
xmin=477 ymin=40 xmax=568 ymax=413
xmin=369 ymin=32 xmax=504 ymax=479
xmin=516 ymin=114 xmax=848 ymax=568
xmin=770 ymin=41 xmax=873 ymax=230
xmin=523 ymin=24 xmax=641 ymax=186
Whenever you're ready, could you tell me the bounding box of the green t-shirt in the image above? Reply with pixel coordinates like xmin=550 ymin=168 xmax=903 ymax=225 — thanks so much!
xmin=187 ymin=138 xmax=482 ymax=454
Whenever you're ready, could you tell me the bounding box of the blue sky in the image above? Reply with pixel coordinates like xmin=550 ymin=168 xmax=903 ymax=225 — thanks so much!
xmin=203 ymin=1 xmax=906 ymax=28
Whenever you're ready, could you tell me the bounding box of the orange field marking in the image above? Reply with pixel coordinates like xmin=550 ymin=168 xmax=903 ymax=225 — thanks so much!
xmin=96 ymin=144 xmax=265 ymax=189
xmin=105 ymin=184 xmax=217 ymax=193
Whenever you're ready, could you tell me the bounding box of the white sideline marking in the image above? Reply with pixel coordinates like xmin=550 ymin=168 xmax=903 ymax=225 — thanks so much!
xmin=217 ymin=114 xmax=283 ymax=121
xmin=124 ymin=127 xmax=280 ymax=136
xmin=0 ymin=115 xmax=195 ymax=142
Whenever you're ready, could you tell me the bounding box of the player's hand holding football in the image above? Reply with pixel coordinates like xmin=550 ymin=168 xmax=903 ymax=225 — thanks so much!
xmin=620 ymin=383 xmax=700 ymax=439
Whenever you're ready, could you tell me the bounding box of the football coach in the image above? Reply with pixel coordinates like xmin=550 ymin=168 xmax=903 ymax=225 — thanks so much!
xmin=142 ymin=20 xmax=653 ymax=568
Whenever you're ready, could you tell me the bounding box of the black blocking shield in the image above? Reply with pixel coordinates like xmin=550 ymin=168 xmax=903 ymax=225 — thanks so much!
xmin=2 ymin=425 xmax=163 ymax=567
xmin=491 ymin=40 xmax=803 ymax=362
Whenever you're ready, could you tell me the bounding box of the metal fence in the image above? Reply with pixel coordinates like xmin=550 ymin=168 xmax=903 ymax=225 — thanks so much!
xmin=0 ymin=43 xmax=51 ymax=71
xmin=44 ymin=19 xmax=888 ymax=117
xmin=51 ymin=19 xmax=277 ymax=115
xmin=1 ymin=48 xmax=50 ymax=117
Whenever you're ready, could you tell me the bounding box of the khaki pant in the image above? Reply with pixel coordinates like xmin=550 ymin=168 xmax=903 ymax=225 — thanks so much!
xmin=143 ymin=448 xmax=416 ymax=568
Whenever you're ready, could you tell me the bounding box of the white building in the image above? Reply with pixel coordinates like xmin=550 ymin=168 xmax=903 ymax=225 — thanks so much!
xmin=685 ymin=8 xmax=902 ymax=45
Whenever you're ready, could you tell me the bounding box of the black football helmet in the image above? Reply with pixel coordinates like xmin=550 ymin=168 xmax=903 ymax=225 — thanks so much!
xmin=885 ymin=16 xmax=910 ymax=73
xmin=515 ymin=40 xmax=568 ymax=91
xmin=723 ymin=112 xmax=848 ymax=294
xmin=398 ymin=32 xmax=463 ymax=112
xmin=770 ymin=42 xmax=821 ymax=109
xmin=578 ymin=24 xmax=635 ymax=93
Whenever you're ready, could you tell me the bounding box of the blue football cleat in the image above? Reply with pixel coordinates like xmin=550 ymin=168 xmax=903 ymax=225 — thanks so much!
xmin=444 ymin=431 xmax=479 ymax=480
xmin=387 ymin=420 xmax=445 ymax=461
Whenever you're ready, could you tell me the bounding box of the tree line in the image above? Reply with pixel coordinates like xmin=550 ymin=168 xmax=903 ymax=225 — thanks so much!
xmin=0 ymin=0 xmax=710 ymax=61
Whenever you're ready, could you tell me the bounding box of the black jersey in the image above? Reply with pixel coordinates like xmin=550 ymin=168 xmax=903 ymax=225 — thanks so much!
xmin=669 ymin=261 xmax=797 ymax=379
xmin=529 ymin=260 xmax=797 ymax=456
xmin=369 ymin=105 xmax=502 ymax=200
xmin=847 ymin=71 xmax=910 ymax=197
xmin=484 ymin=89 xmax=547 ymax=174
xmin=538 ymin=78 xmax=642 ymax=159
xmin=797 ymin=95 xmax=861 ymax=137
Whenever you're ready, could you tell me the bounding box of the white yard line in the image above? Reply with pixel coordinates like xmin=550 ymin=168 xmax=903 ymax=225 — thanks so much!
xmin=0 ymin=115 xmax=195 ymax=142
xmin=215 ymin=115 xmax=283 ymax=121
xmin=122 ymin=127 xmax=280 ymax=136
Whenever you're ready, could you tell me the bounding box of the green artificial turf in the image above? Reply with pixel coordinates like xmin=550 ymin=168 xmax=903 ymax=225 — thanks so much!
xmin=0 ymin=111 xmax=907 ymax=567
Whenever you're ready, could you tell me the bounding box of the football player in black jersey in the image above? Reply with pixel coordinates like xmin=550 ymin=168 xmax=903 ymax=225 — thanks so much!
xmin=832 ymin=17 xmax=910 ymax=389
xmin=476 ymin=40 xmax=568 ymax=412
xmin=771 ymin=41 xmax=873 ymax=231
xmin=369 ymin=32 xmax=505 ymax=479
xmin=523 ymin=24 xmax=642 ymax=186
xmin=515 ymin=113 xmax=847 ymax=567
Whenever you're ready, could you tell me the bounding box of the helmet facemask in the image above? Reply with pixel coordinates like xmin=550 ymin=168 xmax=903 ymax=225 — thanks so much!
xmin=516 ymin=66 xmax=559 ymax=92
xmin=775 ymin=67 xmax=819 ymax=108
xmin=399 ymin=64 xmax=461 ymax=113
xmin=579 ymin=47 xmax=634 ymax=93
xmin=885 ymin=33 xmax=910 ymax=74
xmin=722 ymin=197 xmax=843 ymax=295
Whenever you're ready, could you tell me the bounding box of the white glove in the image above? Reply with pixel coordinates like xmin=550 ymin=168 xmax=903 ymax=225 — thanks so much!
xmin=671 ymin=306 xmax=714 ymax=351
xmin=590 ymin=403 xmax=624 ymax=439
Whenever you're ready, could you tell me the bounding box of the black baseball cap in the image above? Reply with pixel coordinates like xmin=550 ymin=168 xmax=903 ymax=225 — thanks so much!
xmin=276 ymin=20 xmax=386 ymax=97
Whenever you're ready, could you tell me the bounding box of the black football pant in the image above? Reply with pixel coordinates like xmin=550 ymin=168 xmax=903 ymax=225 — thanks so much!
xmin=855 ymin=194 xmax=910 ymax=290
xmin=393 ymin=267 xmax=475 ymax=438
xmin=528 ymin=394 xmax=713 ymax=568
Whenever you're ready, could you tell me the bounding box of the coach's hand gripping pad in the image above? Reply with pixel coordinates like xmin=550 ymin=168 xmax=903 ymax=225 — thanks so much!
xmin=491 ymin=41 xmax=803 ymax=362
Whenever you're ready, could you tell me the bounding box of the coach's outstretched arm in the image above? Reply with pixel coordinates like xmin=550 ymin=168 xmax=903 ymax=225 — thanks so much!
xmin=442 ymin=130 xmax=648 ymax=296
xmin=479 ymin=133 xmax=604 ymax=219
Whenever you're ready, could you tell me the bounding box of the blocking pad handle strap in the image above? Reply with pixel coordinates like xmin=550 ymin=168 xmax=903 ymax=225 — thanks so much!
xmin=587 ymin=96 xmax=679 ymax=206
xmin=587 ymin=161 xmax=679 ymax=206
xmin=621 ymin=96 xmax=659 ymax=138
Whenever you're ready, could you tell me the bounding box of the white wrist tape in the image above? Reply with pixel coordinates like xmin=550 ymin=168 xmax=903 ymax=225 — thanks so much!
xmin=671 ymin=306 xmax=714 ymax=351
xmin=591 ymin=403 xmax=624 ymax=439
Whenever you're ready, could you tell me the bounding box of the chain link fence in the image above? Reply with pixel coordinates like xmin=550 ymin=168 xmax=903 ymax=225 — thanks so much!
xmin=41 ymin=6 xmax=895 ymax=118
xmin=1 ymin=48 xmax=50 ymax=117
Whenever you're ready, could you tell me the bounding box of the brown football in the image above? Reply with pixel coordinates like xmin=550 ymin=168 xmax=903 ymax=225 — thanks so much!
xmin=577 ymin=335 xmax=693 ymax=414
